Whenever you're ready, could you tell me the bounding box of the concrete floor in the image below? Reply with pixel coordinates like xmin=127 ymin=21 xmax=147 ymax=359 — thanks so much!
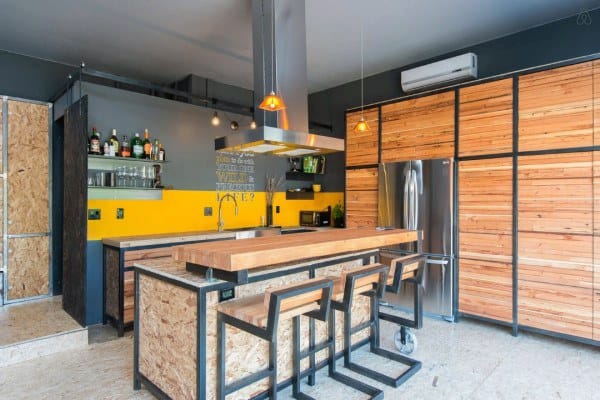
xmin=1 ymin=317 xmax=599 ymax=399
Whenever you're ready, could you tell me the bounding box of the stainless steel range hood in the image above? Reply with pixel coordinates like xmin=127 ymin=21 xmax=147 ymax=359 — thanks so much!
xmin=214 ymin=0 xmax=344 ymax=156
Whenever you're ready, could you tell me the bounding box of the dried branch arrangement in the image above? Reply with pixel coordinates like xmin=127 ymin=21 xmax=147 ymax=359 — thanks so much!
xmin=265 ymin=174 xmax=284 ymax=205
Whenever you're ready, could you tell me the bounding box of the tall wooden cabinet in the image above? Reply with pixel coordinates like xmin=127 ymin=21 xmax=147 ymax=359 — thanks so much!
xmin=0 ymin=97 xmax=51 ymax=304
xmin=344 ymin=58 xmax=600 ymax=344
xmin=381 ymin=91 xmax=455 ymax=162
xmin=458 ymin=158 xmax=513 ymax=322
xmin=345 ymin=108 xmax=379 ymax=228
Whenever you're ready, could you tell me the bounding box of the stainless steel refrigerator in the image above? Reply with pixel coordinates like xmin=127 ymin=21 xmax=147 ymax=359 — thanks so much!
xmin=378 ymin=158 xmax=454 ymax=321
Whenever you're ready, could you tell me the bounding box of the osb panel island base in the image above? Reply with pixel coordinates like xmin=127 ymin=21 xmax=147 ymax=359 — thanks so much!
xmin=133 ymin=228 xmax=420 ymax=400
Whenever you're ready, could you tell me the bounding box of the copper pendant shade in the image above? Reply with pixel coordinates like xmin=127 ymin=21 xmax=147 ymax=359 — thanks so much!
xmin=259 ymin=90 xmax=286 ymax=111
xmin=354 ymin=117 xmax=370 ymax=132
xmin=353 ymin=17 xmax=369 ymax=132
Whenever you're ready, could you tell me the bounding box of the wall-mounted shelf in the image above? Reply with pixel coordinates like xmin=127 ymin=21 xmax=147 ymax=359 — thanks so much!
xmin=286 ymin=190 xmax=314 ymax=200
xmin=88 ymin=154 xmax=167 ymax=170
xmin=88 ymin=187 xmax=163 ymax=200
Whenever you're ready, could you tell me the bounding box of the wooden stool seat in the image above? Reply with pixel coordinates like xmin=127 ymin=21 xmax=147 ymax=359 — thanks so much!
xmin=325 ymin=263 xmax=388 ymax=301
xmin=386 ymin=255 xmax=420 ymax=284
xmin=217 ymin=292 xmax=320 ymax=328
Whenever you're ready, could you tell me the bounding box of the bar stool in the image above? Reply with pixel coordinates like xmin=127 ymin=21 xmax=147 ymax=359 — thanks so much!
xmin=216 ymin=278 xmax=333 ymax=400
xmin=329 ymin=262 xmax=422 ymax=388
xmin=379 ymin=253 xmax=426 ymax=354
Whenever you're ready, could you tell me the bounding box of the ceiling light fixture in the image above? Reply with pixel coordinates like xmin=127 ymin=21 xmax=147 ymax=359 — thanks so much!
xmin=211 ymin=111 xmax=220 ymax=126
xmin=230 ymin=121 xmax=239 ymax=131
xmin=354 ymin=18 xmax=370 ymax=133
xmin=250 ymin=119 xmax=257 ymax=129
xmin=259 ymin=0 xmax=286 ymax=111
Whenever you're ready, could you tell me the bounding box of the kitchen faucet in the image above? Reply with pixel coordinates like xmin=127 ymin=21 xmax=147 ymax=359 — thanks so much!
xmin=217 ymin=193 xmax=238 ymax=231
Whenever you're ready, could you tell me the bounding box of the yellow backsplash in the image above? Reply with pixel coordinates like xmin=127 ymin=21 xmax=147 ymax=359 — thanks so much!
xmin=87 ymin=190 xmax=343 ymax=240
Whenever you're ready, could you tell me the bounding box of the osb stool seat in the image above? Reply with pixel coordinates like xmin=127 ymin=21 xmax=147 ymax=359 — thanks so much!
xmin=329 ymin=262 xmax=422 ymax=388
xmin=216 ymin=278 xmax=333 ymax=400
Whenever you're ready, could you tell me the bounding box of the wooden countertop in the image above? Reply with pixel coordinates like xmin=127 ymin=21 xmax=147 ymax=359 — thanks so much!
xmin=173 ymin=227 xmax=419 ymax=272
xmin=102 ymin=230 xmax=236 ymax=248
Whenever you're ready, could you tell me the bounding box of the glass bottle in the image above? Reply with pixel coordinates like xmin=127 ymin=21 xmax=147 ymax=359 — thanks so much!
xmin=143 ymin=128 xmax=152 ymax=159
xmin=158 ymin=143 xmax=166 ymax=161
xmin=152 ymin=138 xmax=160 ymax=160
xmin=131 ymin=133 xmax=144 ymax=159
xmin=110 ymin=129 xmax=120 ymax=157
xmin=89 ymin=127 xmax=101 ymax=155
xmin=120 ymin=135 xmax=131 ymax=157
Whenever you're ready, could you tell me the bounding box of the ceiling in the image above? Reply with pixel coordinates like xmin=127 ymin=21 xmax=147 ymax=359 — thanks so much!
xmin=0 ymin=0 xmax=596 ymax=93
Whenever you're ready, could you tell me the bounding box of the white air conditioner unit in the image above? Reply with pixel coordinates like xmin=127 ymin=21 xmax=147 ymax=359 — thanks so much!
xmin=401 ymin=53 xmax=478 ymax=92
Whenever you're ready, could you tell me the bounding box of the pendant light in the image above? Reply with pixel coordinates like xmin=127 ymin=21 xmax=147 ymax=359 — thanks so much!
xmin=211 ymin=111 xmax=220 ymax=126
xmin=354 ymin=19 xmax=370 ymax=132
xmin=259 ymin=0 xmax=286 ymax=111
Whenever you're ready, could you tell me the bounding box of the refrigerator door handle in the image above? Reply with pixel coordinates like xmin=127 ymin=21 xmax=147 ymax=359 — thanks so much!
xmin=407 ymin=170 xmax=414 ymax=230
xmin=412 ymin=170 xmax=418 ymax=230
xmin=403 ymin=170 xmax=410 ymax=229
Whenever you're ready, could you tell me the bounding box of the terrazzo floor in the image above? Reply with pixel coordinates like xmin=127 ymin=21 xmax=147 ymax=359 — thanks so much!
xmin=0 ymin=296 xmax=81 ymax=346
xmin=1 ymin=317 xmax=599 ymax=399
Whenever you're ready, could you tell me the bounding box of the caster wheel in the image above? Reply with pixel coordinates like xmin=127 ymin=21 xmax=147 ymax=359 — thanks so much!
xmin=394 ymin=328 xmax=417 ymax=354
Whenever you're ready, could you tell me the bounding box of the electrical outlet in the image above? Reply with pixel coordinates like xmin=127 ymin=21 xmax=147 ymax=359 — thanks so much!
xmin=116 ymin=208 xmax=125 ymax=219
xmin=276 ymin=205 xmax=280 ymax=214
xmin=204 ymin=207 xmax=213 ymax=216
xmin=88 ymin=209 xmax=101 ymax=220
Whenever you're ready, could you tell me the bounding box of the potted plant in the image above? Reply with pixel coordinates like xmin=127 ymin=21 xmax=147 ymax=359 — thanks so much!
xmin=332 ymin=202 xmax=344 ymax=228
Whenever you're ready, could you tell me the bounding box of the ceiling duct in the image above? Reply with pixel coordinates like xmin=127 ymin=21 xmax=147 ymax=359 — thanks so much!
xmin=214 ymin=0 xmax=344 ymax=156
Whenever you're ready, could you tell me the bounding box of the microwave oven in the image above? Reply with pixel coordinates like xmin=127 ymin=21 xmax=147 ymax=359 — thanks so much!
xmin=300 ymin=210 xmax=330 ymax=227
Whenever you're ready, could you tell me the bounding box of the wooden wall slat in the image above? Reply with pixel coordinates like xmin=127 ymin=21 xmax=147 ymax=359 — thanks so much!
xmin=519 ymin=280 xmax=593 ymax=339
xmin=345 ymin=189 xmax=378 ymax=228
xmin=381 ymin=91 xmax=454 ymax=162
xmin=345 ymin=168 xmax=378 ymax=191
xmin=459 ymin=78 xmax=513 ymax=156
xmin=519 ymin=62 xmax=593 ymax=152
xmin=458 ymin=157 xmax=513 ymax=321
xmin=346 ymin=108 xmax=379 ymax=166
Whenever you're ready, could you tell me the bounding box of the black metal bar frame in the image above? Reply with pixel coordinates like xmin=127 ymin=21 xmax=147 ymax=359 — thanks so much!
xmin=379 ymin=254 xmax=426 ymax=330
xmin=330 ymin=263 xmax=422 ymax=388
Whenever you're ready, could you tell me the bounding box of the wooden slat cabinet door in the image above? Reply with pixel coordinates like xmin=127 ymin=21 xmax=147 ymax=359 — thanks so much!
xmin=345 ymin=168 xmax=378 ymax=228
xmin=458 ymin=79 xmax=513 ymax=157
xmin=518 ymin=152 xmax=594 ymax=339
xmin=346 ymin=108 xmax=379 ymax=167
xmin=381 ymin=91 xmax=455 ymax=162
xmin=594 ymin=61 xmax=600 ymax=340
xmin=458 ymin=158 xmax=513 ymax=322
xmin=519 ymin=62 xmax=593 ymax=152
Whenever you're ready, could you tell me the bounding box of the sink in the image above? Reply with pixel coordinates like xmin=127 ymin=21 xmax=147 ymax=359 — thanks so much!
xmin=225 ymin=226 xmax=282 ymax=239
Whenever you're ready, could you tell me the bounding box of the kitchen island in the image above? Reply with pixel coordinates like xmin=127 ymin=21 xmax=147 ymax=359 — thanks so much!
xmin=133 ymin=227 xmax=420 ymax=400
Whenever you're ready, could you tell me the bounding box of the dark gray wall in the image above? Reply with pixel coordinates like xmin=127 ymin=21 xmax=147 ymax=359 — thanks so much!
xmin=81 ymin=82 xmax=289 ymax=190
xmin=0 ymin=50 xmax=77 ymax=101
xmin=308 ymin=8 xmax=600 ymax=151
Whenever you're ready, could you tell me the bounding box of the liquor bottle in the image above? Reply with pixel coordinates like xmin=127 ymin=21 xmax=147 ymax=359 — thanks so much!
xmin=152 ymin=138 xmax=160 ymax=160
xmin=158 ymin=143 xmax=166 ymax=161
xmin=120 ymin=135 xmax=131 ymax=157
xmin=110 ymin=129 xmax=120 ymax=156
xmin=103 ymin=141 xmax=110 ymax=156
xmin=89 ymin=127 xmax=101 ymax=154
xmin=131 ymin=133 xmax=144 ymax=159
xmin=142 ymin=129 xmax=152 ymax=159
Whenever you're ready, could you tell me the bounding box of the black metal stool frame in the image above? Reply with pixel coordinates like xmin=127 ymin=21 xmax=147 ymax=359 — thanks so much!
xmin=217 ymin=279 xmax=333 ymax=400
xmin=333 ymin=263 xmax=423 ymax=388
xmin=379 ymin=254 xmax=426 ymax=349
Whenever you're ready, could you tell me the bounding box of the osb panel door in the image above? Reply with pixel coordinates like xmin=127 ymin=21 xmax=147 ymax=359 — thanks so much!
xmin=346 ymin=108 xmax=379 ymax=166
xmin=519 ymin=62 xmax=593 ymax=152
xmin=381 ymin=91 xmax=455 ymax=162
xmin=7 ymin=100 xmax=49 ymax=235
xmin=458 ymin=158 xmax=513 ymax=322
xmin=518 ymin=152 xmax=593 ymax=339
xmin=458 ymin=78 xmax=513 ymax=157
xmin=345 ymin=167 xmax=378 ymax=228
xmin=7 ymin=236 xmax=49 ymax=300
